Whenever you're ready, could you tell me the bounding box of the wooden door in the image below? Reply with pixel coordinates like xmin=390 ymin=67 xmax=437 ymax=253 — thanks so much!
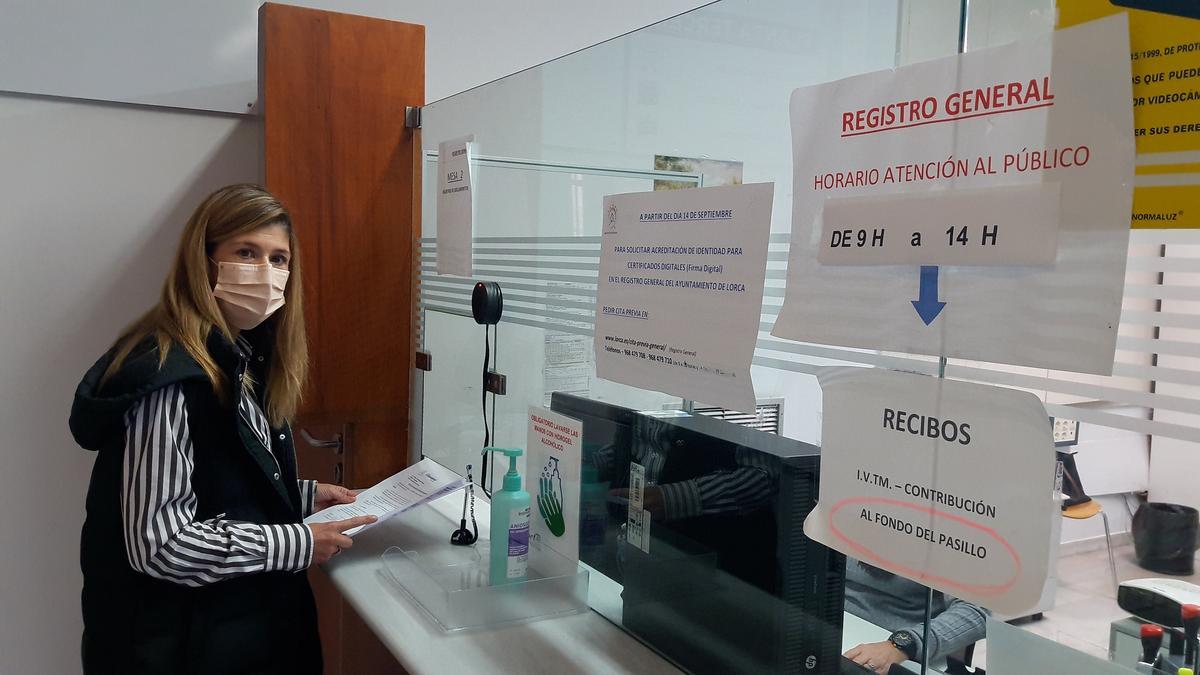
xmin=260 ymin=4 xmax=423 ymax=673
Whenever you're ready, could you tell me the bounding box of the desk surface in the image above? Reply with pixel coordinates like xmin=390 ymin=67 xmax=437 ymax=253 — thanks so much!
xmin=324 ymin=491 xmax=928 ymax=674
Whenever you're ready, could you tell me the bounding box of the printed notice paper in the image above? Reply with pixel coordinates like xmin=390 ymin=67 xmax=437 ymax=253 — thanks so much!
xmin=804 ymin=368 xmax=1057 ymax=615
xmin=1059 ymin=0 xmax=1200 ymax=229
xmin=594 ymin=183 xmax=773 ymax=413
xmin=527 ymin=406 xmax=582 ymax=576
xmin=304 ymin=458 xmax=467 ymax=537
xmin=773 ymin=15 xmax=1135 ymax=376
xmin=436 ymin=135 xmax=474 ymax=277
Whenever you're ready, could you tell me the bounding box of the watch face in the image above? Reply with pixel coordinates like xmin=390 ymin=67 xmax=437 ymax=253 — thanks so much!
xmin=890 ymin=631 xmax=917 ymax=659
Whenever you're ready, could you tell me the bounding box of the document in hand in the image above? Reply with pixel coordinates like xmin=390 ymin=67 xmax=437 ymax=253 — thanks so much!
xmin=304 ymin=458 xmax=467 ymax=536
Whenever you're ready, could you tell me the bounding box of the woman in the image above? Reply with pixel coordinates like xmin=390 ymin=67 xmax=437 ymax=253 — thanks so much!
xmin=69 ymin=184 xmax=374 ymax=674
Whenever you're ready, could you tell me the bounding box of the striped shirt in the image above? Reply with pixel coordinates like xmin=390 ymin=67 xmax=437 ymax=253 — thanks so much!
xmin=658 ymin=447 xmax=777 ymax=521
xmin=121 ymin=383 xmax=316 ymax=587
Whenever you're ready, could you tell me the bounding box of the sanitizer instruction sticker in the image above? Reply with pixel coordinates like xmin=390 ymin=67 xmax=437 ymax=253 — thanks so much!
xmin=527 ymin=406 xmax=582 ymax=576
xmin=803 ymin=368 xmax=1057 ymax=615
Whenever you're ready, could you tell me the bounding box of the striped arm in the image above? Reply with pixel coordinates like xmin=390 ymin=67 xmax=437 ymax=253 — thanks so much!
xmin=120 ymin=384 xmax=313 ymax=587
xmin=659 ymin=448 xmax=776 ymax=520
xmin=298 ymin=479 xmax=318 ymax=518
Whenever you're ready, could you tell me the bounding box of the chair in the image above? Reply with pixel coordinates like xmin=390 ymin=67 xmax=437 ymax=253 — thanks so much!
xmin=1057 ymin=450 xmax=1119 ymax=595
xmin=1062 ymin=499 xmax=1119 ymax=595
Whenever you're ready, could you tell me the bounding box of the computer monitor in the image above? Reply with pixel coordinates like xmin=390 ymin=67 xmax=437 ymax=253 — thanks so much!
xmin=549 ymin=393 xmax=847 ymax=675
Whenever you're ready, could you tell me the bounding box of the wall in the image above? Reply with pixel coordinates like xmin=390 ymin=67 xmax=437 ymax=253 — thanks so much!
xmin=1147 ymin=245 xmax=1200 ymax=510
xmin=0 ymin=94 xmax=263 ymax=674
xmin=0 ymin=0 xmax=713 ymax=111
xmin=0 ymin=3 xmax=715 ymax=673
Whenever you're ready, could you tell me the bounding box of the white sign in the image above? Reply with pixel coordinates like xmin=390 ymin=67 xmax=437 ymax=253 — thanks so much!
xmin=594 ymin=183 xmax=774 ymax=412
xmin=804 ymin=368 xmax=1057 ymax=615
xmin=774 ymin=15 xmax=1134 ymax=375
xmin=527 ymin=406 xmax=582 ymax=576
xmin=818 ymin=183 xmax=1061 ymax=266
xmin=626 ymin=462 xmax=651 ymax=554
xmin=436 ymin=134 xmax=475 ymax=277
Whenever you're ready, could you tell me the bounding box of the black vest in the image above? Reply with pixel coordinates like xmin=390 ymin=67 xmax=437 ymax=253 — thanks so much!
xmin=70 ymin=330 xmax=320 ymax=675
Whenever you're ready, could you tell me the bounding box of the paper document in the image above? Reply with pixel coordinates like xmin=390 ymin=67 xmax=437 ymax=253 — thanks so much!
xmin=594 ymin=182 xmax=774 ymax=412
xmin=304 ymin=458 xmax=467 ymax=536
xmin=436 ymin=134 xmax=475 ymax=276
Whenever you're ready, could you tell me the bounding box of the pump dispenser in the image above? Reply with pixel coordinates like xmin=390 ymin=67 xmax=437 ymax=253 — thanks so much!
xmin=484 ymin=448 xmax=531 ymax=585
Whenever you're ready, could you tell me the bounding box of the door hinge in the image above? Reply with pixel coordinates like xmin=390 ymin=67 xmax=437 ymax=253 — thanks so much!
xmin=405 ymin=106 xmax=422 ymax=129
xmin=416 ymin=350 xmax=433 ymax=371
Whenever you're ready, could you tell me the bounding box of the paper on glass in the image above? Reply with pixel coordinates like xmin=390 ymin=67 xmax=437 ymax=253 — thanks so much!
xmin=773 ymin=15 xmax=1135 ymax=375
xmin=436 ymin=134 xmax=475 ymax=277
xmin=594 ymin=183 xmax=774 ymax=412
xmin=818 ymin=183 xmax=1061 ymax=266
xmin=804 ymin=368 xmax=1057 ymax=615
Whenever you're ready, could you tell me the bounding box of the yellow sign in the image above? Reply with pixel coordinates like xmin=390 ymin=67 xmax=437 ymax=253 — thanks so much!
xmin=1059 ymin=1 xmax=1200 ymax=227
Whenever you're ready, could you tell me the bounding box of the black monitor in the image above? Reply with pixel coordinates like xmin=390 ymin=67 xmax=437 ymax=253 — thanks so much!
xmin=550 ymin=393 xmax=847 ymax=675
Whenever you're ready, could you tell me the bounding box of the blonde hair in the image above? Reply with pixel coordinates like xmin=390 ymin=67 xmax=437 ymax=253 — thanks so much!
xmin=101 ymin=184 xmax=308 ymax=426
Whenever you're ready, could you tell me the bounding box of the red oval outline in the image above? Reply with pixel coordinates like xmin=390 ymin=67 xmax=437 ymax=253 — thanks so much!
xmin=828 ymin=496 xmax=1022 ymax=597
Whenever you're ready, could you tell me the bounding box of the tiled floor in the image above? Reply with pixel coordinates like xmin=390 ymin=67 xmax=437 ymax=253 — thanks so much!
xmin=971 ymin=543 xmax=1200 ymax=670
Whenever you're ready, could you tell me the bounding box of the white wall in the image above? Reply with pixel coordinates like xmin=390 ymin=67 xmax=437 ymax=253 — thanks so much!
xmin=0 ymin=94 xmax=263 ymax=674
xmin=0 ymin=3 xmax=715 ymax=673
xmin=1148 ymin=244 xmax=1200 ymax=510
xmin=1 ymin=0 xmax=713 ymax=111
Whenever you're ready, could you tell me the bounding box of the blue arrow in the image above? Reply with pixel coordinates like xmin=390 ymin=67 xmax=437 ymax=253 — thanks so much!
xmin=911 ymin=265 xmax=946 ymax=326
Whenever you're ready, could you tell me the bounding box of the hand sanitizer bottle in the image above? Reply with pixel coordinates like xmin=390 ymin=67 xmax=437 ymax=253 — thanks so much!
xmin=485 ymin=448 xmax=530 ymax=586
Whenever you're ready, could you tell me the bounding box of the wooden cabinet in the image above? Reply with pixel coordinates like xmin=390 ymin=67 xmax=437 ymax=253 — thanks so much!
xmin=260 ymin=4 xmax=423 ymax=673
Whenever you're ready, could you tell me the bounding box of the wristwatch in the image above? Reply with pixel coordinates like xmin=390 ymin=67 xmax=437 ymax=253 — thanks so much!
xmin=888 ymin=630 xmax=918 ymax=661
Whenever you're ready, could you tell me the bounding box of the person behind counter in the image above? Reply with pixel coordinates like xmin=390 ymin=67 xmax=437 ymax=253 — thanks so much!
xmin=69 ymin=184 xmax=375 ymax=674
xmin=843 ymin=559 xmax=989 ymax=673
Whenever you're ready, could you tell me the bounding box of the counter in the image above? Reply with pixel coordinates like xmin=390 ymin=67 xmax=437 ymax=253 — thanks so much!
xmin=323 ymin=490 xmax=933 ymax=674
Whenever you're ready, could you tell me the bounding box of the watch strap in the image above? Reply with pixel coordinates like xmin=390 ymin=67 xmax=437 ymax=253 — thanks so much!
xmin=889 ymin=630 xmax=919 ymax=660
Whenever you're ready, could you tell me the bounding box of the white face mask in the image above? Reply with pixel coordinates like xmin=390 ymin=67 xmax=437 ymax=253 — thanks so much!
xmin=211 ymin=260 xmax=290 ymax=331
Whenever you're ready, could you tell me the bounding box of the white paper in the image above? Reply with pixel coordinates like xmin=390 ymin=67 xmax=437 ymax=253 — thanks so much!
xmin=818 ymin=183 xmax=1061 ymax=266
xmin=303 ymin=458 xmax=466 ymax=536
xmin=626 ymin=462 xmax=650 ymax=554
xmin=594 ymin=182 xmax=774 ymax=412
xmin=774 ymin=15 xmax=1134 ymax=375
xmin=436 ymin=134 xmax=475 ymax=277
xmin=527 ymin=407 xmax=582 ymax=576
xmin=544 ymin=333 xmax=590 ymax=366
xmin=803 ymin=368 xmax=1057 ymax=615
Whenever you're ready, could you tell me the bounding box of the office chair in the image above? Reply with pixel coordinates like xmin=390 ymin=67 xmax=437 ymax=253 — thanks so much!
xmin=1058 ymin=450 xmax=1119 ymax=595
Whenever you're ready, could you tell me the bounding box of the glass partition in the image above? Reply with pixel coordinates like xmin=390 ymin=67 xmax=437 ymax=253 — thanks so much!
xmin=413 ymin=1 xmax=1200 ymax=673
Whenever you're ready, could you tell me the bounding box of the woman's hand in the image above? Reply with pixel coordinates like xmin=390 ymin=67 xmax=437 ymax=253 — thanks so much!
xmin=308 ymin=515 xmax=376 ymax=565
xmin=314 ymin=483 xmax=357 ymax=513
xmin=844 ymin=641 xmax=907 ymax=673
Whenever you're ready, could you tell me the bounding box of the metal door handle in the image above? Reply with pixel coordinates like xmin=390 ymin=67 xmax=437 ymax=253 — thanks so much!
xmin=299 ymin=429 xmax=343 ymax=454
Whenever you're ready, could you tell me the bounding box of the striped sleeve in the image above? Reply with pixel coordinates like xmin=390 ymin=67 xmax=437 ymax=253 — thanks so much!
xmin=658 ymin=448 xmax=776 ymax=521
xmin=120 ymin=384 xmax=314 ymax=587
xmin=299 ymin=479 xmax=318 ymax=517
